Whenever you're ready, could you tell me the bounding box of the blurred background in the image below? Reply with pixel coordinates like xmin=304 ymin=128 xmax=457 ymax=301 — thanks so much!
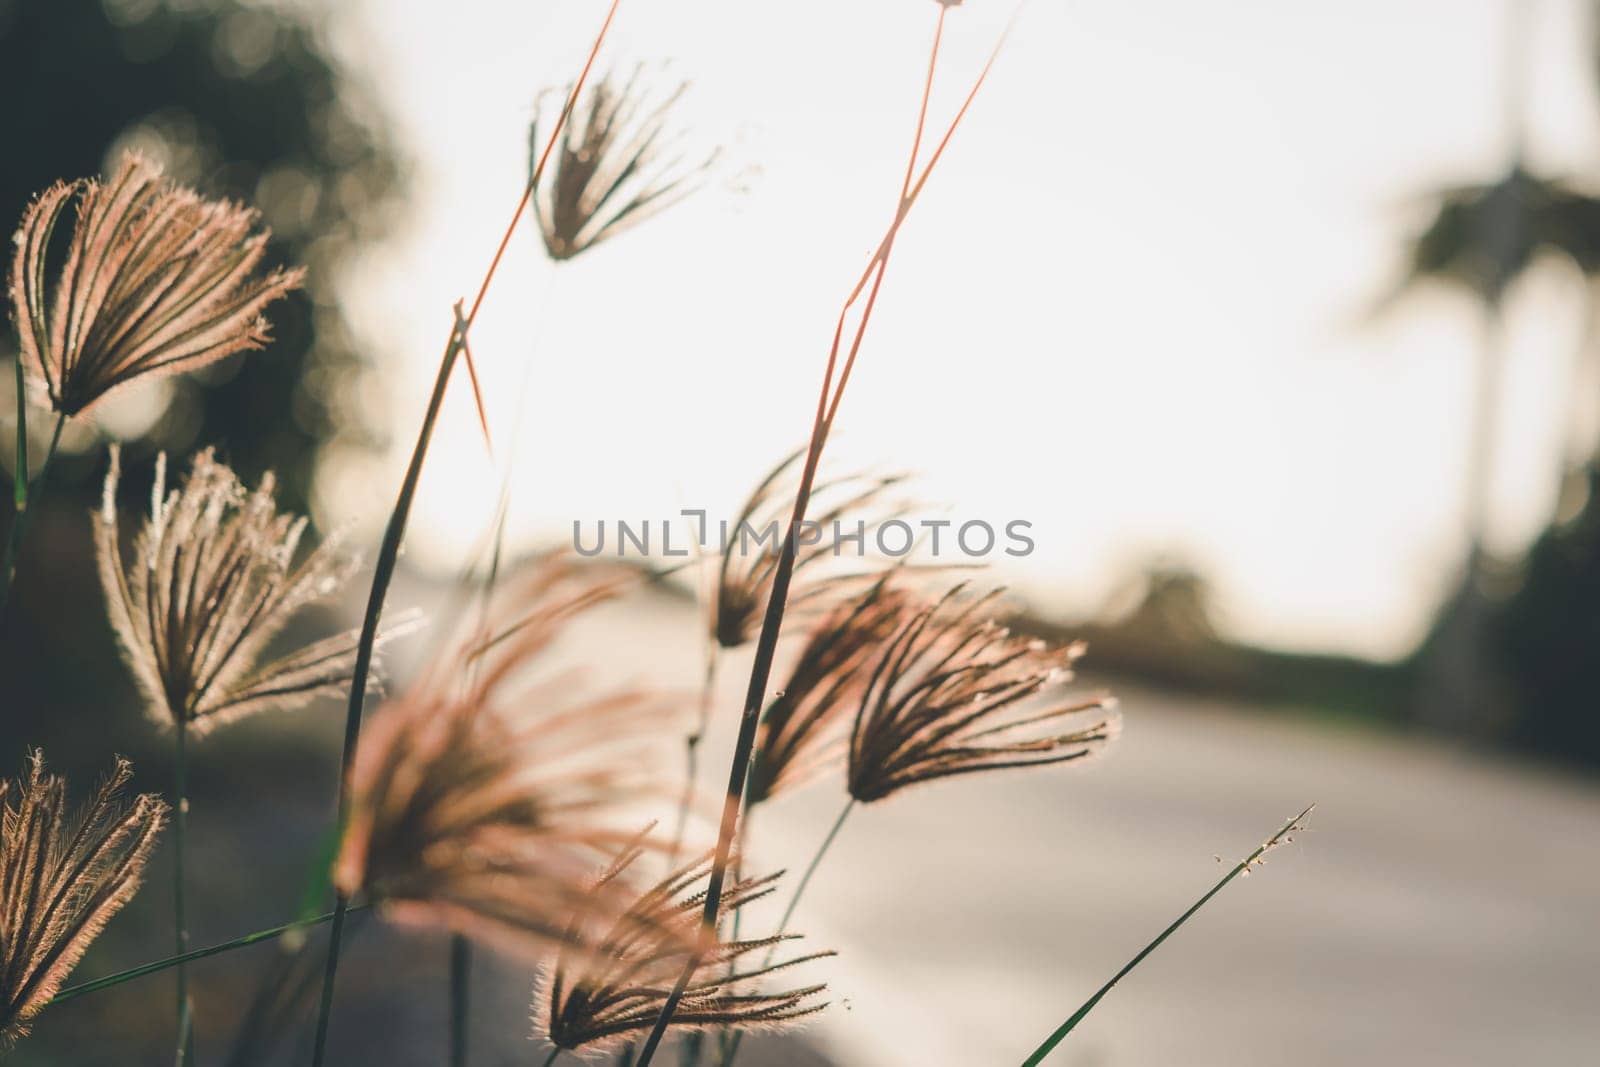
xmin=2 ymin=0 xmax=1598 ymax=1064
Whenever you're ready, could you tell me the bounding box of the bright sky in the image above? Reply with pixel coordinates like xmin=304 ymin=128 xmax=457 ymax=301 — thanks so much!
xmin=315 ymin=0 xmax=1600 ymax=660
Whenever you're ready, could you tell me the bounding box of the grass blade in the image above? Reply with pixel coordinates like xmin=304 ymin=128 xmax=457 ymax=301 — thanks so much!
xmin=48 ymin=906 xmax=364 ymax=1006
xmin=1019 ymin=804 xmax=1315 ymax=1067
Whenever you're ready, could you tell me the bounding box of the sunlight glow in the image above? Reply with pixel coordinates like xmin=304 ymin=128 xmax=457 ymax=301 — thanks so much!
xmin=319 ymin=0 xmax=1598 ymax=660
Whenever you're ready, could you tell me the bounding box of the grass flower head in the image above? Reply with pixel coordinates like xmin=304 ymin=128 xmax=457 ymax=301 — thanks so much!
xmin=848 ymin=584 xmax=1118 ymax=802
xmin=9 ymin=151 xmax=303 ymax=417
xmin=95 ymin=446 xmax=365 ymax=732
xmin=713 ymin=449 xmax=913 ymax=649
xmin=335 ymin=556 xmax=680 ymax=960
xmin=747 ymin=576 xmax=918 ymax=805
xmin=529 ymin=64 xmax=716 ymax=261
xmin=0 ymin=753 xmax=167 ymax=1048
xmin=541 ymin=845 xmax=832 ymax=1053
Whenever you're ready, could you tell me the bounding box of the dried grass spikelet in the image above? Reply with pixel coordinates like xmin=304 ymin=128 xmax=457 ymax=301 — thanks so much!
xmin=529 ymin=63 xmax=717 ymax=261
xmin=430 ymin=549 xmax=636 ymax=696
xmin=0 ymin=752 xmax=167 ymax=1048
xmin=746 ymin=577 xmax=919 ymax=805
xmin=94 ymin=445 xmax=366 ymax=733
xmin=8 ymin=150 xmax=304 ymax=417
xmin=334 ymin=561 xmax=681 ymax=960
xmin=541 ymin=844 xmax=833 ymax=1053
xmin=848 ymin=584 xmax=1118 ymax=803
xmin=332 ymin=690 xmax=672 ymax=960
xmin=713 ymin=449 xmax=914 ymax=650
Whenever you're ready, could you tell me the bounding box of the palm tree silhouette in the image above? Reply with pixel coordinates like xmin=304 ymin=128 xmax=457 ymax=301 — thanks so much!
xmin=1384 ymin=167 xmax=1600 ymax=533
xmin=1379 ymin=0 xmax=1600 ymax=730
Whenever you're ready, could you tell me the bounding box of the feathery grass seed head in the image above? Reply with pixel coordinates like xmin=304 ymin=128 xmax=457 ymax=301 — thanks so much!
xmin=529 ymin=64 xmax=716 ymax=261
xmin=332 ymin=687 xmax=675 ymax=961
xmin=747 ymin=577 xmax=919 ymax=805
xmin=8 ymin=151 xmax=303 ymax=417
xmin=95 ymin=445 xmax=365 ymax=732
xmin=0 ymin=753 xmax=167 ymax=1048
xmin=541 ymin=848 xmax=833 ymax=1052
xmin=847 ymin=583 xmax=1118 ymax=802
xmin=714 ymin=449 xmax=915 ymax=649
xmin=335 ymin=555 xmax=682 ymax=960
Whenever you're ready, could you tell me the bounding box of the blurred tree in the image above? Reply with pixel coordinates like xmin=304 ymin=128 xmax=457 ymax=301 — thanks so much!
xmin=1473 ymin=0 xmax=1600 ymax=765
xmin=1495 ymin=461 xmax=1600 ymax=766
xmin=1379 ymin=1 xmax=1594 ymax=738
xmin=1383 ymin=170 xmax=1600 ymax=531
xmin=0 ymin=6 xmax=410 ymax=1057
xmin=1384 ymin=1 xmax=1600 ymax=759
xmin=0 ymin=0 xmax=407 ymax=781
xmin=1380 ymin=0 xmax=1600 ymax=553
xmin=0 ymin=0 xmax=407 ymax=518
xmin=1100 ymin=558 xmax=1219 ymax=648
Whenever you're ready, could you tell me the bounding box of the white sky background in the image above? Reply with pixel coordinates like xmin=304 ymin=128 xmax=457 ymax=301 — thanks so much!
xmin=313 ymin=0 xmax=1600 ymax=660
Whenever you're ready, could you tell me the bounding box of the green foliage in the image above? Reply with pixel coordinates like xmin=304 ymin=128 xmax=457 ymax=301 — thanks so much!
xmin=0 ymin=0 xmax=407 ymax=515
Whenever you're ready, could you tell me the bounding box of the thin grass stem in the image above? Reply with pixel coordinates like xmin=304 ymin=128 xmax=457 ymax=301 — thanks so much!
xmin=438 ymin=268 xmax=563 ymax=1067
xmin=631 ymin=11 xmax=988 ymax=1062
xmin=541 ymin=1047 xmax=564 ymax=1067
xmin=309 ymin=898 xmax=349 ymax=1066
xmin=1 ymin=409 xmax=65 ymax=611
xmin=1018 ymin=805 xmax=1315 ymax=1067
xmin=49 ymin=906 xmax=361 ymax=1006
xmin=175 ymin=997 xmax=193 ymax=1067
xmin=774 ymin=798 xmax=852 ymax=953
xmin=308 ymin=307 xmax=468 ymax=1067
xmin=309 ymin=7 xmax=624 ymax=1064
xmin=720 ymin=799 xmax=854 ymax=1067
xmin=711 ymin=809 xmax=754 ymax=1067
xmin=173 ymin=717 xmax=192 ymax=1063
xmin=632 ymin=432 xmax=819 ymax=1067
xmin=11 ymin=355 xmax=26 ymax=512
xmin=672 ymin=650 xmax=719 ymax=861
xmin=450 ymin=935 xmax=471 ymax=1067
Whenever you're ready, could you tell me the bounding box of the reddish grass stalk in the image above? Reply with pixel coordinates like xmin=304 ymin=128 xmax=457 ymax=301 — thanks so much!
xmin=309 ymin=6 xmax=624 ymax=1064
xmin=631 ymin=9 xmax=1014 ymax=1064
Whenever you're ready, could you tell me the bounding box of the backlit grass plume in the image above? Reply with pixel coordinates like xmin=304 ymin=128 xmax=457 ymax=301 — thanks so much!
xmin=333 ymin=686 xmax=679 ymax=960
xmin=540 ymin=844 xmax=832 ymax=1053
xmin=529 ymin=64 xmax=716 ymax=261
xmin=713 ymin=450 xmax=912 ymax=649
xmin=334 ymin=571 xmax=681 ymax=960
xmin=8 ymin=150 xmax=303 ymax=418
xmin=0 ymin=753 xmax=167 ymax=1048
xmin=848 ymin=584 xmax=1118 ymax=803
xmin=746 ymin=577 xmax=918 ymax=805
xmin=94 ymin=446 xmax=364 ymax=733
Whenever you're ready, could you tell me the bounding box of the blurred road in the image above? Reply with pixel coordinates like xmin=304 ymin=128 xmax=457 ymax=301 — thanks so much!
xmin=605 ymin=595 xmax=1600 ymax=1067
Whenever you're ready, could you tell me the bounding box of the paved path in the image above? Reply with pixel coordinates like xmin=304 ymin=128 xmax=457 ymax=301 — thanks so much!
xmin=606 ymin=597 xmax=1600 ymax=1067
